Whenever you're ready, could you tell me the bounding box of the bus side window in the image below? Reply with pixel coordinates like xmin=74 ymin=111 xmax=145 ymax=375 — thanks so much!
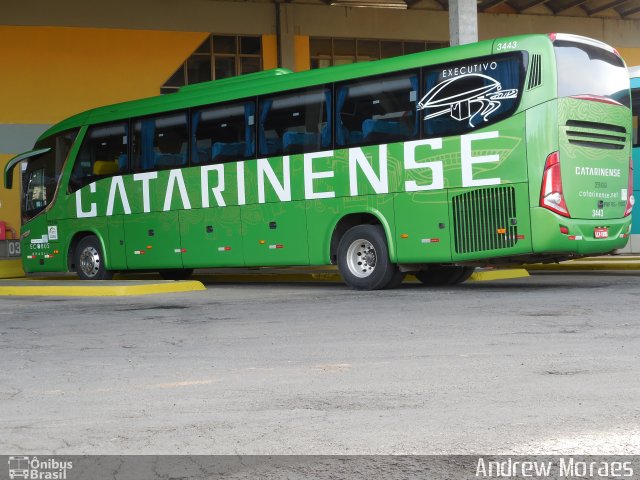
xmin=421 ymin=53 xmax=523 ymax=138
xmin=192 ymin=101 xmax=256 ymax=165
xmin=335 ymin=72 xmax=419 ymax=147
xmin=69 ymin=122 xmax=129 ymax=192
xmin=259 ymin=87 xmax=332 ymax=157
xmin=132 ymin=112 xmax=188 ymax=172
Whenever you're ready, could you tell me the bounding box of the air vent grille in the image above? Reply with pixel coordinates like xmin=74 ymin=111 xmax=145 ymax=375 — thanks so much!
xmin=565 ymin=120 xmax=627 ymax=150
xmin=452 ymin=186 xmax=518 ymax=254
xmin=527 ymin=54 xmax=542 ymax=90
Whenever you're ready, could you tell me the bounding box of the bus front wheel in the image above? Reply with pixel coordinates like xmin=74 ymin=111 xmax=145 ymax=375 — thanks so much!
xmin=414 ymin=266 xmax=475 ymax=286
xmin=75 ymin=235 xmax=113 ymax=281
xmin=337 ymin=225 xmax=403 ymax=290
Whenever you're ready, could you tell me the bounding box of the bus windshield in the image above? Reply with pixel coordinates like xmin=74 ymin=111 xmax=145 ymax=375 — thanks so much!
xmin=22 ymin=129 xmax=78 ymax=223
xmin=554 ymin=37 xmax=630 ymax=107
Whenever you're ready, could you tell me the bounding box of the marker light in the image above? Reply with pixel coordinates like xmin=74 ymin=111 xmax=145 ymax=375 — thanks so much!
xmin=540 ymin=151 xmax=570 ymax=217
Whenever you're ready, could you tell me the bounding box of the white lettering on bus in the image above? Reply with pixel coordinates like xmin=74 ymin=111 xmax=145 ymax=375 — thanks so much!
xmin=133 ymin=171 xmax=158 ymax=213
xmin=163 ymin=169 xmax=191 ymax=211
xmin=258 ymin=156 xmax=291 ymax=203
xmin=74 ymin=132 xmax=504 ymax=218
xmin=575 ymin=166 xmax=621 ymax=177
xmin=201 ymin=164 xmax=226 ymax=208
xmin=237 ymin=161 xmax=246 ymax=206
xmin=304 ymin=150 xmax=335 ymax=199
xmin=404 ymin=139 xmax=444 ymax=192
xmin=461 ymin=131 xmax=501 ymax=187
xmin=76 ymin=181 xmax=97 ymax=218
xmin=442 ymin=61 xmax=498 ymax=79
xmin=106 ymin=176 xmax=131 ymax=216
xmin=349 ymin=145 xmax=389 ymax=196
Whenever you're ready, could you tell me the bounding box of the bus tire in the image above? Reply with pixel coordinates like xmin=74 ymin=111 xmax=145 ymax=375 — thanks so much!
xmin=385 ymin=270 xmax=406 ymax=289
xmin=75 ymin=235 xmax=113 ymax=281
xmin=159 ymin=269 xmax=194 ymax=281
xmin=415 ymin=266 xmax=475 ymax=286
xmin=337 ymin=224 xmax=400 ymax=290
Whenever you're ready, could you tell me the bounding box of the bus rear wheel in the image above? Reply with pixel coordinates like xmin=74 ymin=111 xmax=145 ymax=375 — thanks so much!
xmin=75 ymin=235 xmax=113 ymax=281
xmin=337 ymin=225 xmax=403 ymax=290
xmin=414 ymin=266 xmax=475 ymax=286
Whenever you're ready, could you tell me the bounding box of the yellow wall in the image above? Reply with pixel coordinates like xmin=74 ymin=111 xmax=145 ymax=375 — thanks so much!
xmin=262 ymin=34 xmax=278 ymax=70
xmin=294 ymin=36 xmax=311 ymax=72
xmin=0 ymin=155 xmax=20 ymax=234
xmin=0 ymin=26 xmax=209 ymax=235
xmin=619 ymin=48 xmax=640 ymax=68
xmin=0 ymin=26 xmax=209 ymax=124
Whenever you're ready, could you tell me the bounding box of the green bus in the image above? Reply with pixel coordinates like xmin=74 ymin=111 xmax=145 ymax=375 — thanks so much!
xmin=627 ymin=65 xmax=640 ymax=252
xmin=4 ymin=33 xmax=633 ymax=290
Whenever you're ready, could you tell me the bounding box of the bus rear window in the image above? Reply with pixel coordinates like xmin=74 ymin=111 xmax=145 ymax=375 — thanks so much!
xmin=554 ymin=40 xmax=630 ymax=108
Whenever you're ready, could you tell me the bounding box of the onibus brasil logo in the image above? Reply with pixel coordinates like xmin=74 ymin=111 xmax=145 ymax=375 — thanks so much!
xmin=7 ymin=456 xmax=73 ymax=480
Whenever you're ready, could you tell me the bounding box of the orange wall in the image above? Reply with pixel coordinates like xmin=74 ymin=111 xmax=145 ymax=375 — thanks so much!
xmin=262 ymin=34 xmax=278 ymax=70
xmin=0 ymin=26 xmax=209 ymax=124
xmin=294 ymin=36 xmax=311 ymax=72
xmin=0 ymin=155 xmax=20 ymax=233
xmin=619 ymin=48 xmax=640 ymax=68
xmin=0 ymin=26 xmax=210 ymax=234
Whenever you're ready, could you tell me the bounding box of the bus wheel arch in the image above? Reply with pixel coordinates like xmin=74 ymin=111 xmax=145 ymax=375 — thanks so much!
xmin=336 ymin=224 xmax=403 ymax=290
xmin=330 ymin=213 xmax=385 ymax=265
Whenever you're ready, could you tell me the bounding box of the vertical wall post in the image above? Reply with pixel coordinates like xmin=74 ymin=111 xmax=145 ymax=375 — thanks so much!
xmin=449 ymin=0 xmax=478 ymax=46
xmin=276 ymin=1 xmax=296 ymax=70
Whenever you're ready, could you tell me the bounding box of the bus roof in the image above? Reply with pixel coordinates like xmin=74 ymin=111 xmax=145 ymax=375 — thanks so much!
xmin=40 ymin=34 xmax=554 ymax=140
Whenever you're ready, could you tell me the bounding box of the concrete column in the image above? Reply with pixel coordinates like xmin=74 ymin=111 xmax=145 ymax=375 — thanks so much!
xmin=448 ymin=0 xmax=478 ymax=46
xmin=276 ymin=2 xmax=296 ymax=70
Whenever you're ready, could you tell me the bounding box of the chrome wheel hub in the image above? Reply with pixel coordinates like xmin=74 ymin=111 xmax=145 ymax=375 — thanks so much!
xmin=79 ymin=246 xmax=101 ymax=278
xmin=346 ymin=238 xmax=377 ymax=278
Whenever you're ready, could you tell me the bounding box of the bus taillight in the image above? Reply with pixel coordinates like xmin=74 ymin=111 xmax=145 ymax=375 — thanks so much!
xmin=540 ymin=151 xmax=570 ymax=217
xmin=625 ymin=156 xmax=634 ymax=217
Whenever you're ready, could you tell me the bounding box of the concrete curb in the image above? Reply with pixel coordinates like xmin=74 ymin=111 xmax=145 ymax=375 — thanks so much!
xmin=526 ymin=255 xmax=640 ymax=271
xmin=181 ymin=268 xmax=531 ymax=284
xmin=0 ymin=268 xmax=529 ymax=296
xmin=0 ymin=280 xmax=206 ymax=297
xmin=0 ymin=259 xmax=25 ymax=279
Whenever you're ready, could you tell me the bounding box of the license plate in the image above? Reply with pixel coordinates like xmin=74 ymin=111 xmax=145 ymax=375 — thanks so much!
xmin=594 ymin=227 xmax=609 ymax=239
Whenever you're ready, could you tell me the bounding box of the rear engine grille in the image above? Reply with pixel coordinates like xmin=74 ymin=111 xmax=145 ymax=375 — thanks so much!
xmin=565 ymin=120 xmax=627 ymax=150
xmin=527 ymin=54 xmax=542 ymax=90
xmin=453 ymin=186 xmax=518 ymax=254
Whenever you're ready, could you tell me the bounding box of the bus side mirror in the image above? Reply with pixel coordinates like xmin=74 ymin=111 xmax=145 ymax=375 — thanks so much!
xmin=3 ymin=147 xmax=51 ymax=189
